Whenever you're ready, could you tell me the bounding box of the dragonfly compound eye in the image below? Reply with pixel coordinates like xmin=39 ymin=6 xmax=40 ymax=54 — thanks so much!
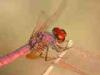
xmin=52 ymin=27 xmax=67 ymax=42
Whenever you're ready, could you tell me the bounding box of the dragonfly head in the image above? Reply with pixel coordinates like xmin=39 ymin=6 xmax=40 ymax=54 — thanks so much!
xmin=52 ymin=27 xmax=67 ymax=43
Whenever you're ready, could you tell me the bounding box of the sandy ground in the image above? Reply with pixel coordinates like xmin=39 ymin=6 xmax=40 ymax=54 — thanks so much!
xmin=0 ymin=0 xmax=100 ymax=75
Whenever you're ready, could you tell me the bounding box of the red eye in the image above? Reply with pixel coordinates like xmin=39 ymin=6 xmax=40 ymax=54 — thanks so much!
xmin=52 ymin=27 xmax=67 ymax=41
xmin=53 ymin=28 xmax=60 ymax=33
xmin=58 ymin=35 xmax=64 ymax=40
xmin=53 ymin=27 xmax=60 ymax=34
xmin=60 ymin=29 xmax=67 ymax=36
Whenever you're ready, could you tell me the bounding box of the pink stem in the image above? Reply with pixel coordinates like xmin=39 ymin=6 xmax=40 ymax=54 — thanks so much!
xmin=0 ymin=44 xmax=31 ymax=68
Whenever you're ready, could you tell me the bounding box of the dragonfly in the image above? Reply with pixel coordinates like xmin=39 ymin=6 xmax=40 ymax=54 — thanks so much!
xmin=0 ymin=0 xmax=69 ymax=68
xmin=24 ymin=0 xmax=69 ymax=60
xmin=26 ymin=26 xmax=68 ymax=61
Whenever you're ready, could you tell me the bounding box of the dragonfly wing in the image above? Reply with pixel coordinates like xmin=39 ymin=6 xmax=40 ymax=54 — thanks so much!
xmin=30 ymin=11 xmax=48 ymax=38
xmin=30 ymin=0 xmax=67 ymax=38
xmin=37 ymin=0 xmax=67 ymax=32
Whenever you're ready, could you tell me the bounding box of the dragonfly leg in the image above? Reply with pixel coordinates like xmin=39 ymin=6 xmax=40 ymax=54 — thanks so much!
xmin=39 ymin=52 xmax=43 ymax=56
xmin=45 ymin=46 xmax=49 ymax=61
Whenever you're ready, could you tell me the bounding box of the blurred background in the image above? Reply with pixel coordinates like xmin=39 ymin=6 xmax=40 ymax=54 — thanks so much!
xmin=0 ymin=0 xmax=100 ymax=75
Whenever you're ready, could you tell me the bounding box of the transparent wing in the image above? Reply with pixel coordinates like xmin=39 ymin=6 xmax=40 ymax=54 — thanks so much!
xmin=30 ymin=0 xmax=67 ymax=38
xmin=40 ymin=0 xmax=67 ymax=32
xmin=30 ymin=11 xmax=48 ymax=38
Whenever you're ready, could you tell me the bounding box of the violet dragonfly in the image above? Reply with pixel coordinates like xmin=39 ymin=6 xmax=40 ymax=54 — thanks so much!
xmin=0 ymin=0 xmax=68 ymax=68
